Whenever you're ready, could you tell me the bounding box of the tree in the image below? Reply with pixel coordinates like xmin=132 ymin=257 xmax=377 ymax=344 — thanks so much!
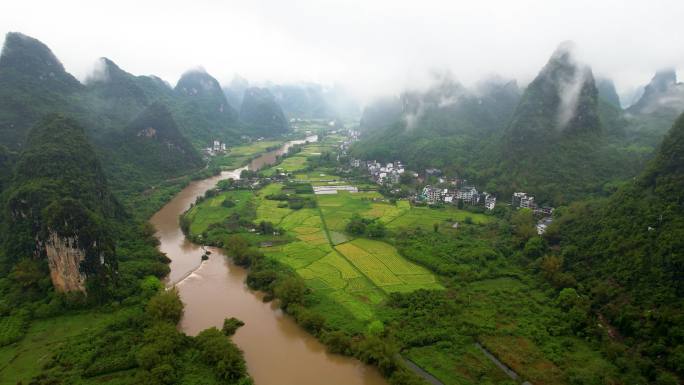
xmin=274 ymin=276 xmax=307 ymax=308
xmin=222 ymin=317 xmax=245 ymax=336
xmin=366 ymin=221 xmax=387 ymax=238
xmin=346 ymin=214 xmax=367 ymax=236
xmin=146 ymin=289 xmax=183 ymax=324
xmin=523 ymin=237 xmax=546 ymax=259
xmin=195 ymin=327 xmax=248 ymax=381
xmin=511 ymin=208 xmax=536 ymax=244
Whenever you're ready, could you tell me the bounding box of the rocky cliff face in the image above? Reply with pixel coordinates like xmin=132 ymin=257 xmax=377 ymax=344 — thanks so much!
xmin=44 ymin=232 xmax=88 ymax=292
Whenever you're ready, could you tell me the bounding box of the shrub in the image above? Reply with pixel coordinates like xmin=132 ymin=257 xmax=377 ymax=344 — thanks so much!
xmin=222 ymin=317 xmax=245 ymax=336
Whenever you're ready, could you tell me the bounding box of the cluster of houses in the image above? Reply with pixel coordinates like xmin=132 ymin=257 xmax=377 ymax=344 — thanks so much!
xmin=421 ymin=185 xmax=497 ymax=210
xmin=511 ymin=192 xmax=555 ymax=234
xmin=204 ymin=140 xmax=228 ymax=156
xmin=351 ymin=159 xmax=407 ymax=185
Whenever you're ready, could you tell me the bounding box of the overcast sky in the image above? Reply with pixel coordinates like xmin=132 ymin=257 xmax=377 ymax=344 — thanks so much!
xmin=1 ymin=0 xmax=683 ymax=104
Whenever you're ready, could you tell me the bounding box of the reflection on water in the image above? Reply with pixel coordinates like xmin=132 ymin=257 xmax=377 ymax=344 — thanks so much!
xmin=150 ymin=137 xmax=387 ymax=385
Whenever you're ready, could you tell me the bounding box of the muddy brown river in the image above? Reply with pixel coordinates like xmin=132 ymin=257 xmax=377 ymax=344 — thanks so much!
xmin=150 ymin=137 xmax=387 ymax=385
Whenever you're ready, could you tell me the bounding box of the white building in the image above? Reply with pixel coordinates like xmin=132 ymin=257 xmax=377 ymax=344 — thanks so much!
xmin=512 ymin=192 xmax=537 ymax=209
xmin=456 ymin=187 xmax=479 ymax=204
xmin=484 ymin=193 xmax=497 ymax=210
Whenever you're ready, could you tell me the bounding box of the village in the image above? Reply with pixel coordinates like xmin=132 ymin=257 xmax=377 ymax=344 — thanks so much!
xmin=339 ymin=130 xmax=554 ymax=234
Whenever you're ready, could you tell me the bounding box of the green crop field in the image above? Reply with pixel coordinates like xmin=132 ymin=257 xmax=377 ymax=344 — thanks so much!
xmin=183 ymin=190 xmax=253 ymax=235
xmin=275 ymin=155 xmax=308 ymax=173
xmin=317 ymin=191 xmax=383 ymax=231
xmin=255 ymin=184 xmax=292 ymax=224
xmin=385 ymin=205 xmax=490 ymax=229
xmin=335 ymin=239 xmax=442 ymax=293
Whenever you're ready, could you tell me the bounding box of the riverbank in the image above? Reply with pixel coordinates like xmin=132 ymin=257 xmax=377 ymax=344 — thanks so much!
xmin=152 ymin=136 xmax=389 ymax=385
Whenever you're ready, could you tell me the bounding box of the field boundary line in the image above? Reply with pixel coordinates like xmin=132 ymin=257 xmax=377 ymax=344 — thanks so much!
xmin=315 ymin=204 xmax=383 ymax=294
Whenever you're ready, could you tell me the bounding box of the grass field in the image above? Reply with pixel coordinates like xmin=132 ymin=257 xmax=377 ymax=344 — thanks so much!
xmin=184 ymin=190 xmax=254 ymax=235
xmin=272 ymin=155 xmax=308 ymax=173
xmin=211 ymin=140 xmax=284 ymax=169
xmin=405 ymin=343 xmax=514 ymax=385
xmin=385 ymin=205 xmax=490 ymax=229
xmin=318 ymin=191 xmax=489 ymax=233
xmin=0 ymin=311 xmax=119 ymax=385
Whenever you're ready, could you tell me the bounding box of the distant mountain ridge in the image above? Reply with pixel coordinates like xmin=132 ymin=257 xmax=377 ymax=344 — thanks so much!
xmin=628 ymin=69 xmax=684 ymax=116
xmin=239 ymin=87 xmax=289 ymax=135
xmin=353 ymin=42 xmax=651 ymax=204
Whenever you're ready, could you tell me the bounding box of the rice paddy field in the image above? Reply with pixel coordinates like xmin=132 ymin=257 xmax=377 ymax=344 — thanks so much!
xmin=256 ymin=185 xmax=438 ymax=326
xmin=318 ymin=190 xmax=490 ymax=232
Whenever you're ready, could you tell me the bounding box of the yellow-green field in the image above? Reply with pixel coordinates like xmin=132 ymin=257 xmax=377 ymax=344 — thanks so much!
xmin=256 ymin=182 xmax=443 ymax=324
xmin=335 ymin=239 xmax=442 ymax=293
xmin=318 ymin=190 xmax=490 ymax=232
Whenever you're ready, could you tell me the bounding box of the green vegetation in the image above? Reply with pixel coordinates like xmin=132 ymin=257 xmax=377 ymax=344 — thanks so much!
xmin=1 ymin=290 xmax=251 ymax=385
xmin=211 ymin=140 xmax=284 ymax=169
xmin=239 ymin=87 xmax=289 ymax=135
xmin=2 ymin=115 xmax=120 ymax=296
xmin=183 ymin=190 xmax=254 ymax=235
xmin=545 ymin=112 xmax=684 ymax=383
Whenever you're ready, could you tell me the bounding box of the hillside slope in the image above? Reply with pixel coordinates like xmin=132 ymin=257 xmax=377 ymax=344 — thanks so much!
xmin=1 ymin=115 xmax=120 ymax=294
xmin=550 ymin=112 xmax=684 ymax=382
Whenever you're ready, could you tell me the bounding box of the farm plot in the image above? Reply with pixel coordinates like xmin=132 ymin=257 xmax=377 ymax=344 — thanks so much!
xmin=255 ymin=184 xmax=292 ymax=225
xmin=386 ymin=205 xmax=490 ymax=230
xmin=276 ymin=155 xmax=308 ymax=173
xmin=335 ymin=239 xmax=442 ymax=293
xmin=317 ymin=191 xmax=384 ymax=231
xmin=212 ymin=140 xmax=284 ymax=168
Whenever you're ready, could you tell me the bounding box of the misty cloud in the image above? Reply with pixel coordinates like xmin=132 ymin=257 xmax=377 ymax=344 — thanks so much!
xmin=1 ymin=0 xmax=683 ymax=106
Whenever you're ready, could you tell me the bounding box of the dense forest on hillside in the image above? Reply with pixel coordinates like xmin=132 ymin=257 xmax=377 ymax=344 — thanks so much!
xmin=544 ymin=112 xmax=684 ymax=383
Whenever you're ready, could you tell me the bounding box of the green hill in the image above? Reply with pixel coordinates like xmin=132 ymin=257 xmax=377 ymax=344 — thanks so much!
xmin=0 ymin=34 xmax=222 ymax=209
xmin=83 ymin=57 xmax=176 ymax=135
xmin=490 ymin=43 xmax=649 ymax=204
xmin=0 ymin=32 xmax=82 ymax=149
xmin=239 ymin=87 xmax=289 ymax=136
xmin=1 ymin=115 xmax=120 ymax=295
xmin=352 ymin=75 xmax=520 ymax=174
xmin=550 ymin=112 xmax=684 ymax=382
xmin=114 ymin=102 xmax=204 ymax=178
xmin=174 ymin=69 xmax=241 ymax=146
